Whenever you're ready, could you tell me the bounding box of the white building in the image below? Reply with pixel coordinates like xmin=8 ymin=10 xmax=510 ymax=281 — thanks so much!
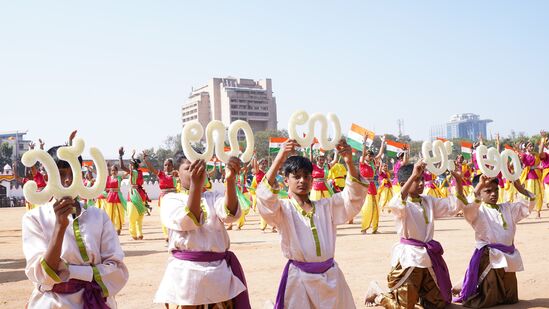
xmin=182 ymin=77 xmax=278 ymax=132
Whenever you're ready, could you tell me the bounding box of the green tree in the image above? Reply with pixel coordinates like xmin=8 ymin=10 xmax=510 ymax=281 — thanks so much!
xmin=0 ymin=142 xmax=13 ymax=171
xmin=253 ymin=129 xmax=289 ymax=160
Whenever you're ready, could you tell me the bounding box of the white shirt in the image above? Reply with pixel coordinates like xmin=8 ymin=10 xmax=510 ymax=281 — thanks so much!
xmin=22 ymin=201 xmax=128 ymax=309
xmin=462 ymin=197 xmax=534 ymax=272
xmin=154 ymin=191 xmax=246 ymax=305
xmin=256 ymin=175 xmax=368 ymax=309
xmin=387 ymin=194 xmax=463 ymax=269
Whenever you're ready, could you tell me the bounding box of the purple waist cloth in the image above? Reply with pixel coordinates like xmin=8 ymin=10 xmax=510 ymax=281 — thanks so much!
xmin=51 ymin=279 xmax=110 ymax=309
xmin=453 ymin=243 xmax=516 ymax=303
xmin=274 ymin=258 xmax=334 ymax=309
xmin=400 ymin=238 xmax=452 ymax=304
xmin=171 ymin=250 xmax=251 ymax=309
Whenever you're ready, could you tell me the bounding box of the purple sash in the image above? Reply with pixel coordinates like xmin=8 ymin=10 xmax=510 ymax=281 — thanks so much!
xmin=453 ymin=243 xmax=515 ymax=303
xmin=171 ymin=250 xmax=251 ymax=309
xmin=400 ymin=238 xmax=452 ymax=303
xmin=51 ymin=279 xmax=109 ymax=309
xmin=274 ymin=258 xmax=334 ymax=309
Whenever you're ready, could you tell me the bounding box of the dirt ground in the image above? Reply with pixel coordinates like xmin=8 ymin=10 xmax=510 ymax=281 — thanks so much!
xmin=1 ymin=203 xmax=548 ymax=309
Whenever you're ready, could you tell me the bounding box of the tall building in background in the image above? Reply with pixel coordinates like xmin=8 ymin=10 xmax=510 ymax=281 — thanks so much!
xmin=182 ymin=77 xmax=277 ymax=133
xmin=0 ymin=131 xmax=32 ymax=160
xmin=430 ymin=113 xmax=493 ymax=140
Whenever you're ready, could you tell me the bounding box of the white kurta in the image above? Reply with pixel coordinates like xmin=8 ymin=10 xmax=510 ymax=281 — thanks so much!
xmin=22 ymin=201 xmax=129 ymax=309
xmin=153 ymin=191 xmax=246 ymax=305
xmin=256 ymin=175 xmax=368 ymax=309
xmin=387 ymin=194 xmax=463 ymax=269
xmin=462 ymin=197 xmax=534 ymax=272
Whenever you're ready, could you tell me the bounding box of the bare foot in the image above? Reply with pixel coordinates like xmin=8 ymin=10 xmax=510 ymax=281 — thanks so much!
xmin=227 ymin=224 xmax=233 ymax=230
xmin=361 ymin=229 xmax=368 ymax=234
xmin=372 ymin=229 xmax=379 ymax=234
xmin=364 ymin=280 xmax=383 ymax=306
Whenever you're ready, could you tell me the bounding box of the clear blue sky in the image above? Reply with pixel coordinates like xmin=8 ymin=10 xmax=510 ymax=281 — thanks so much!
xmin=1 ymin=1 xmax=548 ymax=157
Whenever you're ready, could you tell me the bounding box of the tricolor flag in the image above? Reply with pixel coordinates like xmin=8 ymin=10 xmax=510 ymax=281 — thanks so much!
xmin=207 ymin=156 xmax=224 ymax=171
xmin=269 ymin=137 xmax=288 ymax=155
xmin=347 ymin=123 xmax=374 ymax=150
xmin=504 ymin=144 xmax=514 ymax=150
xmin=386 ymin=140 xmax=408 ymax=158
xmin=461 ymin=141 xmax=473 ymax=159
xmin=436 ymin=137 xmax=448 ymax=142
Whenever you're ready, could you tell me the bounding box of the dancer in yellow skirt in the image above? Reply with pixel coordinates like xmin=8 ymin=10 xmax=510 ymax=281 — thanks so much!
xmin=539 ymin=131 xmax=549 ymax=209
xmin=103 ymin=162 xmax=127 ymax=235
xmin=520 ymin=141 xmax=543 ymax=218
xmin=327 ymin=149 xmax=347 ymax=193
xmin=308 ymin=145 xmax=338 ymax=201
xmin=377 ymin=162 xmax=393 ymax=212
xmin=423 ymin=171 xmax=443 ymax=198
xmin=359 ymin=139 xmax=384 ymax=234
xmin=227 ymin=164 xmax=252 ymax=230
xmin=143 ymin=151 xmax=178 ymax=241
xmin=120 ymin=148 xmax=149 ymax=239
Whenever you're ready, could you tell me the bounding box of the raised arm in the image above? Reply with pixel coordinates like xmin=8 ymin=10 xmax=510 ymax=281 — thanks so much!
xmin=118 ymin=147 xmax=130 ymax=174
xmin=329 ymin=148 xmax=339 ymax=167
xmin=539 ymin=131 xmax=547 ymax=160
xmin=309 ymin=142 xmax=314 ymax=163
xmin=403 ymin=146 xmax=410 ymax=165
xmin=265 ymin=139 xmax=299 ymax=186
xmin=142 ymin=151 xmax=159 ymax=176
xmin=223 ymin=157 xmax=242 ymax=216
xmin=375 ymin=135 xmax=386 ymax=161
xmin=187 ymin=160 xmax=206 ymax=220
xmin=360 ymin=143 xmax=367 ymax=164
xmin=68 ymin=130 xmax=77 ymax=146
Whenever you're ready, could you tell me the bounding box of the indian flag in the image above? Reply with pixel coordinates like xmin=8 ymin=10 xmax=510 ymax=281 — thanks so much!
xmin=436 ymin=137 xmax=448 ymax=142
xmin=504 ymin=144 xmax=514 ymax=150
xmin=269 ymin=137 xmax=288 ymax=155
xmin=461 ymin=141 xmax=473 ymax=159
xmin=347 ymin=123 xmax=373 ymax=150
xmin=386 ymin=140 xmax=408 ymax=158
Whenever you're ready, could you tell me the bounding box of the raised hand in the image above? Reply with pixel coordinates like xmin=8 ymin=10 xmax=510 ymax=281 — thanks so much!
xmin=118 ymin=147 xmax=125 ymax=157
xmin=189 ymin=160 xmax=206 ymax=187
xmin=225 ymin=156 xmax=242 ymax=181
xmin=53 ymin=197 xmax=78 ymax=228
xmin=412 ymin=159 xmax=426 ymax=177
xmin=68 ymin=130 xmax=77 ymax=146
xmin=29 ymin=141 xmax=35 ymax=150
xmin=336 ymin=138 xmax=353 ymax=165
xmin=38 ymin=138 xmax=45 ymax=150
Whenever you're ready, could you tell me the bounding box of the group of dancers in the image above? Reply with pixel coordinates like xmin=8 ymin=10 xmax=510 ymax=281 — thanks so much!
xmin=18 ymin=130 xmax=547 ymax=308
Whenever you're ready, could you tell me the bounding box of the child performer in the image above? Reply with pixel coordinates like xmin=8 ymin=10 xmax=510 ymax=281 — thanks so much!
xmin=153 ymin=153 xmax=250 ymax=308
xmin=22 ymin=144 xmax=128 ymax=308
xmin=519 ymin=141 xmax=543 ymax=218
xmin=119 ymin=148 xmax=149 ymax=240
xmin=327 ymin=149 xmax=347 ymax=193
xmin=256 ymin=138 xmax=370 ymax=308
xmin=309 ymin=145 xmax=339 ymax=201
xmin=453 ymin=175 xmax=535 ymax=307
xmin=539 ymin=131 xmax=549 ymax=209
xmin=359 ymin=139 xmax=384 ymax=234
xmin=143 ymin=152 xmax=179 ymax=241
xmin=391 ymin=145 xmax=409 ymax=196
xmin=250 ymin=157 xmax=276 ymax=232
xmin=13 ymin=141 xmax=47 ymax=211
xmin=365 ymin=160 xmax=465 ymax=308
xmin=377 ymin=162 xmax=394 ymax=212
xmin=103 ymin=161 xmax=126 ymax=236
